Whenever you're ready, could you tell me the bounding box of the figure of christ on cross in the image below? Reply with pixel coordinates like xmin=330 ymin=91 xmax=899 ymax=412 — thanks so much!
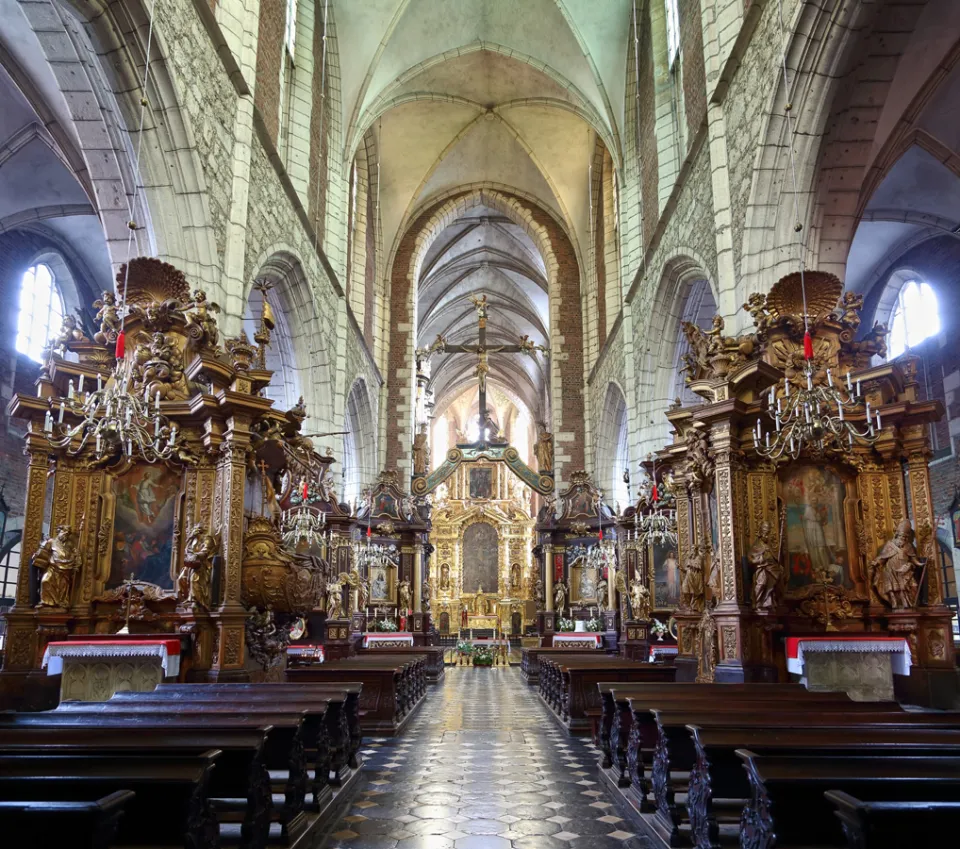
xmin=416 ymin=294 xmax=548 ymax=445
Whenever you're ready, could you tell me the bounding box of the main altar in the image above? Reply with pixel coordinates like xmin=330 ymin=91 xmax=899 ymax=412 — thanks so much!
xmin=428 ymin=459 xmax=536 ymax=635
xmin=647 ymin=271 xmax=956 ymax=706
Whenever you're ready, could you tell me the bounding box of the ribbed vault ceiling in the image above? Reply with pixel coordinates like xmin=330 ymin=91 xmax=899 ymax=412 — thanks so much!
xmin=334 ymin=0 xmax=632 ymax=258
xmin=418 ymin=204 xmax=549 ymax=424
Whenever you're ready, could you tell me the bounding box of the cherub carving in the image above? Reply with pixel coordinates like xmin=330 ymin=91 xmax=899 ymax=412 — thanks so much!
xmin=93 ymin=291 xmax=122 ymax=345
xmin=184 ymin=289 xmax=221 ymax=351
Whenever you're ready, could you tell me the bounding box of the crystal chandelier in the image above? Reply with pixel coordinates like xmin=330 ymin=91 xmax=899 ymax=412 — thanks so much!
xmin=353 ymin=538 xmax=397 ymax=573
xmin=280 ymin=504 xmax=326 ymax=549
xmin=571 ymin=494 xmax=617 ymax=573
xmin=755 ymin=366 xmax=880 ymax=460
xmin=45 ymin=370 xmax=178 ymax=463
xmin=635 ymin=455 xmax=677 ymax=547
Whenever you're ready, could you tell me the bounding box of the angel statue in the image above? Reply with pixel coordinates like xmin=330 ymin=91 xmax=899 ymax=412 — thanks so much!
xmin=184 ymin=289 xmax=221 ymax=350
xmin=32 ymin=524 xmax=82 ymax=609
xmin=93 ymin=290 xmax=122 ymax=344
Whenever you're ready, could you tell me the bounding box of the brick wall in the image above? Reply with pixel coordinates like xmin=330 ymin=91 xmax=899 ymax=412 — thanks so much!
xmin=680 ymin=0 xmax=707 ymax=140
xmin=638 ymin=8 xmax=659 ymax=250
xmin=254 ymin=0 xmax=284 ymax=146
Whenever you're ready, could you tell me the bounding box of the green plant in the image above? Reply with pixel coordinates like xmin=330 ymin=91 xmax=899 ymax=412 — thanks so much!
xmin=585 ymin=618 xmax=603 ymax=632
xmin=472 ymin=644 xmax=495 ymax=666
xmin=558 ymin=618 xmax=575 ymax=632
xmin=369 ymin=619 xmax=399 ymax=633
xmin=456 ymin=639 xmax=474 ymax=655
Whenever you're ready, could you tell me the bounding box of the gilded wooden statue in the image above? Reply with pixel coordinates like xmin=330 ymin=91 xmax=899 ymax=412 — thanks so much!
xmin=679 ymin=545 xmax=705 ymax=613
xmin=325 ymin=581 xmax=344 ymax=619
xmin=629 ymin=574 xmax=651 ymax=620
xmin=749 ymin=521 xmax=782 ymax=611
xmin=871 ymin=519 xmax=924 ymax=610
xmin=397 ymin=579 xmax=412 ymax=612
xmin=177 ymin=524 xmax=218 ymax=609
xmin=32 ymin=525 xmax=82 ymax=609
xmin=553 ymin=580 xmax=567 ymax=613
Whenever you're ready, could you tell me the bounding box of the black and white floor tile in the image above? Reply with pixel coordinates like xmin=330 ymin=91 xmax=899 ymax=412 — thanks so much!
xmin=318 ymin=666 xmax=654 ymax=849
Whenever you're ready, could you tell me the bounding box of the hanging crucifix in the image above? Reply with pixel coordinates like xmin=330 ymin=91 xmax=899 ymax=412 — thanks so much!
xmin=416 ymin=295 xmax=548 ymax=445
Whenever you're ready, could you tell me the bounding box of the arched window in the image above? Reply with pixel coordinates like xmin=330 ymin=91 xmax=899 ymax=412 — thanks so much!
xmin=888 ymin=280 xmax=940 ymax=359
xmin=16 ymin=263 xmax=64 ymax=362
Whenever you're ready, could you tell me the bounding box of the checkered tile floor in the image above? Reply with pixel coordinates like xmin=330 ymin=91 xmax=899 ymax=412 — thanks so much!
xmin=319 ymin=666 xmax=654 ymax=849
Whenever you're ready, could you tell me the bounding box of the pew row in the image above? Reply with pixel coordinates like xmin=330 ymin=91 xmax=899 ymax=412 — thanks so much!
xmin=356 ymin=645 xmax=446 ymax=683
xmin=0 ymin=789 xmax=135 ymax=849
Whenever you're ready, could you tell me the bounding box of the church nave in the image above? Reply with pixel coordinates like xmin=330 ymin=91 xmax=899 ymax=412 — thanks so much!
xmin=319 ymin=667 xmax=653 ymax=849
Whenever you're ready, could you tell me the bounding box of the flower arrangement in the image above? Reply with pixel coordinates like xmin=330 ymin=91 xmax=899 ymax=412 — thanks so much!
xmin=456 ymin=639 xmax=474 ymax=656
xmin=472 ymin=644 xmax=495 ymax=666
xmin=585 ymin=617 xmax=603 ymax=632
xmin=651 ymin=618 xmax=667 ymax=641
xmin=558 ymin=618 xmax=575 ymax=632
xmin=368 ymin=618 xmax=399 ymax=633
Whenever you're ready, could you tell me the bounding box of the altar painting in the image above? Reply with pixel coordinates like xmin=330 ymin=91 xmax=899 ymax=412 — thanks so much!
xmin=370 ymin=566 xmax=394 ymax=602
xmin=571 ymin=563 xmax=599 ymax=603
xmin=469 ymin=468 xmax=492 ymax=500
xmin=781 ymin=465 xmax=852 ymax=589
xmin=108 ymin=464 xmax=180 ymax=589
xmin=652 ymin=542 xmax=680 ymax=608
xmin=462 ymin=522 xmax=499 ymax=593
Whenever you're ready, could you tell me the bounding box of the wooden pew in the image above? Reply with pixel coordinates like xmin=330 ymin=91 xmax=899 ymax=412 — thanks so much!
xmin=520 ymin=647 xmax=603 ymax=683
xmin=0 ymin=749 xmax=222 ymax=849
xmin=30 ymin=702 xmax=318 ymax=842
xmin=538 ymin=657 xmax=677 ymax=733
xmin=690 ymin=727 xmax=960 ymax=849
xmin=737 ymin=751 xmax=960 ymax=848
xmin=119 ymin=683 xmax=358 ymax=786
xmin=156 ymin=681 xmax=363 ymax=773
xmin=0 ymin=789 xmax=134 ymax=849
xmin=286 ymin=656 xmax=426 ymax=734
xmin=0 ymin=723 xmax=279 ymax=849
xmin=632 ymin=704 xmax=960 ymax=845
xmin=825 ymin=790 xmax=960 ymax=849
xmin=357 ymin=646 xmax=446 ymax=683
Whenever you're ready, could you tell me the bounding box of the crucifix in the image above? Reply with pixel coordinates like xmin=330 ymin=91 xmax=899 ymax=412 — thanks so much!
xmin=416 ymin=295 xmax=548 ymax=444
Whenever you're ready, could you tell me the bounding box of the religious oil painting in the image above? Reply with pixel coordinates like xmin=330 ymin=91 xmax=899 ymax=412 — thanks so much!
xmin=652 ymin=542 xmax=680 ymax=608
xmin=108 ymin=464 xmax=180 ymax=589
xmin=371 ymin=566 xmax=390 ymax=601
xmin=469 ymin=467 xmax=492 ymax=500
xmin=462 ymin=522 xmax=499 ymax=593
xmin=372 ymin=491 xmax=397 ymax=518
xmin=781 ymin=465 xmax=852 ymax=589
xmin=574 ymin=564 xmax=598 ymax=602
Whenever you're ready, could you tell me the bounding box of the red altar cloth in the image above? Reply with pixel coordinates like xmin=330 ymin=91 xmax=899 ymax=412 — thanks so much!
xmin=42 ymin=638 xmax=181 ymax=676
xmin=786 ymin=635 xmax=910 ymax=676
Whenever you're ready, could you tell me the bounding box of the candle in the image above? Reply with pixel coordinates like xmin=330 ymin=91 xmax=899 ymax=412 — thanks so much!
xmin=876 ymin=410 xmax=881 ymax=431
xmin=807 ymin=372 xmax=813 ymax=391
xmin=784 ymin=380 xmax=790 ymax=397
xmin=68 ymin=380 xmax=75 ymax=400
xmin=765 ymin=432 xmax=770 ymax=449
xmin=58 ymin=401 xmax=65 ymax=424
xmin=838 ymin=403 xmax=844 ymax=421
xmin=78 ymin=374 xmax=84 ymax=395
xmin=826 ymin=369 xmax=833 ymax=387
xmin=96 ymin=433 xmax=102 ymax=453
xmin=155 ymin=390 xmax=161 ymax=411
xmin=126 ymin=439 xmax=132 ymax=456
xmin=97 ymin=373 xmax=103 ymax=392
xmin=856 ymin=380 xmax=861 ymax=397
xmin=44 ymin=411 xmax=53 ymax=433
xmin=154 ymin=415 xmax=160 ymax=437
xmin=37 ymin=383 xmax=42 ymax=397
xmin=846 ymin=371 xmax=852 ymax=391
xmin=170 ymin=425 xmax=177 ymax=445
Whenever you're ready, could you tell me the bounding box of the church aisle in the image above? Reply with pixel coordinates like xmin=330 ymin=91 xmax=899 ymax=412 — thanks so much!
xmin=319 ymin=666 xmax=655 ymax=849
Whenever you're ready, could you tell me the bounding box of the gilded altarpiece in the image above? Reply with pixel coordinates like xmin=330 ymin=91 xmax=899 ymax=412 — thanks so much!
xmin=0 ymin=258 xmax=328 ymax=707
xmin=428 ymin=461 xmax=534 ymax=634
xmin=653 ymin=272 xmax=956 ymax=703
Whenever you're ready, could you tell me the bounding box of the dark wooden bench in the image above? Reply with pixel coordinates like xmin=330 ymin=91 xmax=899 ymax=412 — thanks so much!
xmin=738 ymin=751 xmax=960 ymax=848
xmin=520 ymin=648 xmax=602 ymax=683
xmin=0 ymin=749 xmax=222 ymax=849
xmin=0 ymin=789 xmax=134 ymax=849
xmin=825 ymin=789 xmax=960 ymax=849
xmin=286 ymin=656 xmax=426 ymax=734
xmin=157 ymin=681 xmax=363 ymax=773
xmin=26 ymin=702 xmax=318 ymax=843
xmin=0 ymin=723 xmax=279 ymax=849
xmin=357 ymin=646 xmax=446 ymax=682
xmin=691 ymin=727 xmax=960 ymax=849
xmin=538 ymin=657 xmax=677 ymax=733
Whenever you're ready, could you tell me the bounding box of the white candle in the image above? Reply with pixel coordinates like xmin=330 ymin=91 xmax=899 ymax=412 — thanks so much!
xmin=876 ymin=410 xmax=881 ymax=431
xmin=68 ymin=380 xmax=74 ymax=400
xmin=96 ymin=433 xmax=102 ymax=453
xmin=856 ymin=380 xmax=861 ymax=397
xmin=785 ymin=380 xmax=790 ymax=397
xmin=846 ymin=371 xmax=853 ymax=391
xmin=154 ymin=415 xmax=160 ymax=437
xmin=44 ymin=411 xmax=53 ymax=433
xmin=97 ymin=373 xmax=103 ymax=392
xmin=765 ymin=432 xmax=770 ymax=449
xmin=58 ymin=401 xmax=65 ymax=424
xmin=838 ymin=404 xmax=844 ymax=421
xmin=155 ymin=390 xmax=161 ymax=411
xmin=77 ymin=374 xmax=84 ymax=395
xmin=170 ymin=425 xmax=177 ymax=445
xmin=826 ymin=369 xmax=833 ymax=387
